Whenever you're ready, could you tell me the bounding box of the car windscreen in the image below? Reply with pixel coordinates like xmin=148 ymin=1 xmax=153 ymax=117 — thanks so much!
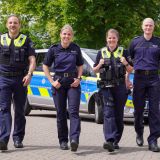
xmin=81 ymin=48 xmax=98 ymax=62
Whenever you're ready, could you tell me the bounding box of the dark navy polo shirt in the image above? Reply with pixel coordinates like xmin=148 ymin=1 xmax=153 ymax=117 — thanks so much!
xmin=94 ymin=46 xmax=131 ymax=67
xmin=129 ymin=35 xmax=160 ymax=70
xmin=43 ymin=42 xmax=84 ymax=73
xmin=0 ymin=33 xmax=35 ymax=72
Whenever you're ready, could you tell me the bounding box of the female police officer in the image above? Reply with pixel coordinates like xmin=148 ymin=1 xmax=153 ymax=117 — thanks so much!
xmin=93 ymin=29 xmax=133 ymax=152
xmin=43 ymin=24 xmax=83 ymax=152
xmin=0 ymin=15 xmax=36 ymax=151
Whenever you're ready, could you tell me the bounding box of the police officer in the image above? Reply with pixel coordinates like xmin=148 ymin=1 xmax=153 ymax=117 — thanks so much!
xmin=43 ymin=24 xmax=83 ymax=152
xmin=93 ymin=29 xmax=133 ymax=152
xmin=0 ymin=15 xmax=36 ymax=151
xmin=128 ymin=18 xmax=160 ymax=152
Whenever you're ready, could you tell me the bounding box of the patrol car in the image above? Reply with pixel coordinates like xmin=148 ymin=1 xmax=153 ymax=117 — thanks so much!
xmin=25 ymin=48 xmax=104 ymax=124
xmin=25 ymin=48 xmax=148 ymax=123
xmin=124 ymin=73 xmax=149 ymax=123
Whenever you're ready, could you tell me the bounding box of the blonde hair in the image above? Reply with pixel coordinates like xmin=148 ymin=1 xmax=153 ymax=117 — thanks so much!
xmin=60 ymin=24 xmax=74 ymax=35
xmin=106 ymin=28 xmax=119 ymax=40
xmin=142 ymin=18 xmax=155 ymax=26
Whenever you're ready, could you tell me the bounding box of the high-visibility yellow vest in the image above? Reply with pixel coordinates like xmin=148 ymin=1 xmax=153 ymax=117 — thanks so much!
xmin=101 ymin=46 xmax=124 ymax=58
xmin=1 ymin=33 xmax=27 ymax=47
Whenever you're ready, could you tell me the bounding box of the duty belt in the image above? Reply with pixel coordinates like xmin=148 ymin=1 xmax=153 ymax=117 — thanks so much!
xmin=55 ymin=72 xmax=77 ymax=78
xmin=0 ymin=71 xmax=25 ymax=77
xmin=135 ymin=70 xmax=158 ymax=75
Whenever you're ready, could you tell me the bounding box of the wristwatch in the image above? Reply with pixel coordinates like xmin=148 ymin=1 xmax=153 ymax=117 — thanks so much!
xmin=77 ymin=77 xmax=82 ymax=81
xmin=27 ymin=72 xmax=33 ymax=76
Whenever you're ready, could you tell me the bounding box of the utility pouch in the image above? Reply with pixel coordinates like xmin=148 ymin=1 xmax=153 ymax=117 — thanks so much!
xmin=20 ymin=48 xmax=25 ymax=61
xmin=104 ymin=58 xmax=110 ymax=66
xmin=14 ymin=49 xmax=20 ymax=62
xmin=105 ymin=68 xmax=112 ymax=80
xmin=2 ymin=47 xmax=10 ymax=56
xmin=119 ymin=64 xmax=125 ymax=77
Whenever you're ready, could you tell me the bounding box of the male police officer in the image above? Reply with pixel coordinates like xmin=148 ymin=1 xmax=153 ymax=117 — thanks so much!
xmin=129 ymin=18 xmax=160 ymax=152
xmin=0 ymin=15 xmax=36 ymax=151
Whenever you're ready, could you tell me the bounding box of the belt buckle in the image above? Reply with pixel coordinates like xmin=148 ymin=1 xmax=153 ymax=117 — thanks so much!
xmin=64 ymin=73 xmax=69 ymax=77
xmin=145 ymin=70 xmax=149 ymax=75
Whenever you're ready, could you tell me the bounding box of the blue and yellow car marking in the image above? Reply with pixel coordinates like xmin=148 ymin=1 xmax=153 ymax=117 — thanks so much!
xmin=28 ymin=71 xmax=135 ymax=109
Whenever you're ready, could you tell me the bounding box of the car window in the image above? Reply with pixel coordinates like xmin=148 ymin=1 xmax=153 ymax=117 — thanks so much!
xmin=82 ymin=48 xmax=98 ymax=62
xmin=83 ymin=59 xmax=96 ymax=77
xmin=36 ymin=52 xmax=45 ymax=71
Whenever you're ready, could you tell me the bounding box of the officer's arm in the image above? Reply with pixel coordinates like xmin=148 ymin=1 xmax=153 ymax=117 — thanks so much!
xmin=77 ymin=65 xmax=83 ymax=79
xmin=28 ymin=55 xmax=36 ymax=76
xmin=93 ymin=59 xmax=104 ymax=73
xmin=43 ymin=64 xmax=54 ymax=84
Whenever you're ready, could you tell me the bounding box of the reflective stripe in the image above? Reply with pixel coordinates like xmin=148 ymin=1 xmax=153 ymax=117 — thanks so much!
xmin=28 ymin=86 xmax=51 ymax=97
xmin=14 ymin=34 xmax=27 ymax=47
xmin=84 ymin=93 xmax=89 ymax=100
xmin=1 ymin=33 xmax=11 ymax=46
xmin=125 ymin=99 xmax=134 ymax=108
xmin=101 ymin=46 xmax=124 ymax=58
xmin=27 ymin=86 xmax=33 ymax=95
xmin=0 ymin=33 xmax=27 ymax=47
xmin=39 ymin=88 xmax=50 ymax=97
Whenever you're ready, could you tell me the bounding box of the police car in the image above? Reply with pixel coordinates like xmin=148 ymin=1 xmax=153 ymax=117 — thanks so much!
xmin=124 ymin=73 xmax=149 ymax=123
xmin=25 ymin=48 xmax=148 ymax=123
xmin=25 ymin=48 xmax=104 ymax=124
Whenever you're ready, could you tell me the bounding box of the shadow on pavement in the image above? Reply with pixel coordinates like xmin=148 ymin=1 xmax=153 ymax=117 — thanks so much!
xmin=27 ymin=112 xmax=96 ymax=124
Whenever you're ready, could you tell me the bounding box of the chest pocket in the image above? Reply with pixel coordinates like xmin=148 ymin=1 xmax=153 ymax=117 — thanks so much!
xmin=13 ymin=47 xmax=28 ymax=62
xmin=54 ymin=51 xmax=77 ymax=66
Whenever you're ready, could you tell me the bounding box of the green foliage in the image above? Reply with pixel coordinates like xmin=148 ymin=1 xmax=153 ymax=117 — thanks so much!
xmin=0 ymin=0 xmax=160 ymax=49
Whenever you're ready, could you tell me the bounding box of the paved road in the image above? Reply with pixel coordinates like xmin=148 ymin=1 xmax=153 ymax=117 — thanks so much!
xmin=0 ymin=110 xmax=159 ymax=160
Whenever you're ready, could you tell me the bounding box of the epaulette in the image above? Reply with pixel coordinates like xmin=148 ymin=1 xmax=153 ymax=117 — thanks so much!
xmin=154 ymin=36 xmax=160 ymax=40
xmin=71 ymin=42 xmax=80 ymax=49
xmin=133 ymin=35 xmax=140 ymax=39
xmin=50 ymin=44 xmax=58 ymax=49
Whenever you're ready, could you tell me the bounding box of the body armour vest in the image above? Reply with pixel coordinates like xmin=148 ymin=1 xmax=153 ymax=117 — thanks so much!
xmin=0 ymin=33 xmax=28 ymax=68
xmin=100 ymin=46 xmax=126 ymax=81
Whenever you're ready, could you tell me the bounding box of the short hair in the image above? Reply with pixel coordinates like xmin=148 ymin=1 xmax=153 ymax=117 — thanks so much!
xmin=7 ymin=14 xmax=21 ymax=24
xmin=60 ymin=24 xmax=74 ymax=35
xmin=106 ymin=28 xmax=119 ymax=40
xmin=142 ymin=18 xmax=155 ymax=26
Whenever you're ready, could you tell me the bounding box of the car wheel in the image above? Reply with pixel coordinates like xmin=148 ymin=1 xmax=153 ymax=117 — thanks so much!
xmin=24 ymin=98 xmax=32 ymax=116
xmin=95 ymin=100 xmax=103 ymax=124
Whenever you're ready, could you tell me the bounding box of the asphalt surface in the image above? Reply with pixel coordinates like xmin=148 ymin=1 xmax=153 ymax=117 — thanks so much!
xmin=0 ymin=110 xmax=160 ymax=160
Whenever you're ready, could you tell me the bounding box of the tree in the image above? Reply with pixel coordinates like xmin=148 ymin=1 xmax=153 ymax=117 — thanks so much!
xmin=0 ymin=0 xmax=160 ymax=49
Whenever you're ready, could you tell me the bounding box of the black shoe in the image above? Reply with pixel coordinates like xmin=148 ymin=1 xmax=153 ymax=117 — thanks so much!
xmin=149 ymin=143 xmax=160 ymax=152
xmin=136 ymin=135 xmax=144 ymax=146
xmin=113 ymin=142 xmax=119 ymax=149
xmin=60 ymin=142 xmax=69 ymax=150
xmin=0 ymin=140 xmax=8 ymax=151
xmin=70 ymin=140 xmax=78 ymax=152
xmin=103 ymin=141 xmax=114 ymax=152
xmin=14 ymin=141 xmax=23 ymax=148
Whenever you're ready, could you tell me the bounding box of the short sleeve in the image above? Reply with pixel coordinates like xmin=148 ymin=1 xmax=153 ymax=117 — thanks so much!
xmin=76 ymin=46 xmax=84 ymax=66
xmin=26 ymin=37 xmax=36 ymax=57
xmin=43 ymin=47 xmax=55 ymax=67
xmin=93 ymin=50 xmax=102 ymax=67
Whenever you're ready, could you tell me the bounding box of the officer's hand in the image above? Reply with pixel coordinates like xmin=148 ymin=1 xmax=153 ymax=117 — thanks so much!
xmin=99 ymin=59 xmax=104 ymax=66
xmin=22 ymin=74 xmax=32 ymax=86
xmin=120 ymin=56 xmax=128 ymax=66
xmin=51 ymin=80 xmax=61 ymax=89
xmin=70 ymin=78 xmax=80 ymax=88
xmin=125 ymin=79 xmax=133 ymax=89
